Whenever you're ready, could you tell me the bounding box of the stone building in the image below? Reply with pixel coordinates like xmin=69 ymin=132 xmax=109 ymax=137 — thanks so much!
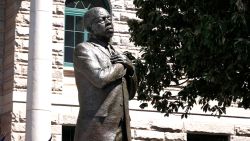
xmin=0 ymin=0 xmax=250 ymax=141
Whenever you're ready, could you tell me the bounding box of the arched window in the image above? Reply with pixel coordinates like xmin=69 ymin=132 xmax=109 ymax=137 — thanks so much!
xmin=64 ymin=0 xmax=111 ymax=67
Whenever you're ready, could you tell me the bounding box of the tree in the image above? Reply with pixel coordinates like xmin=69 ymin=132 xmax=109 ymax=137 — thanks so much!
xmin=127 ymin=0 xmax=250 ymax=117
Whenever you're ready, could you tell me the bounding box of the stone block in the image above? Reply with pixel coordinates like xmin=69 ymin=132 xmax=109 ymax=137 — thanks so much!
xmin=112 ymin=11 xmax=121 ymax=21
xmin=15 ymin=52 xmax=28 ymax=62
xmin=58 ymin=114 xmax=77 ymax=125
xmin=53 ymin=17 xmax=64 ymax=28
xmin=130 ymin=120 xmax=151 ymax=130
xmin=113 ymin=22 xmax=129 ymax=33
xmin=110 ymin=0 xmax=125 ymax=9
xmin=130 ymin=110 xmax=184 ymax=132
xmin=125 ymin=0 xmax=135 ymax=10
xmin=20 ymin=1 xmax=30 ymax=11
xmin=111 ymin=35 xmax=121 ymax=45
xmin=120 ymin=35 xmax=134 ymax=47
xmin=52 ymin=125 xmax=62 ymax=135
xmin=120 ymin=12 xmax=137 ymax=21
xmin=16 ymin=14 xmax=24 ymax=23
xmin=231 ymin=136 xmax=250 ymax=141
xmin=11 ymin=111 xmax=19 ymax=122
xmin=165 ymin=133 xmax=187 ymax=141
xmin=133 ymin=129 xmax=165 ymax=141
xmin=23 ymin=14 xmax=30 ymax=24
xmin=52 ymin=80 xmax=63 ymax=91
xmin=15 ymin=39 xmax=23 ymax=48
xmin=51 ymin=134 xmax=62 ymax=141
xmin=52 ymin=70 xmax=63 ymax=79
xmin=53 ymin=30 xmax=64 ymax=41
xmin=54 ymin=56 xmax=64 ymax=66
xmin=16 ymin=26 xmax=29 ymax=36
xmin=235 ymin=126 xmax=250 ymax=136
xmin=52 ymin=5 xmax=57 ymax=14
xmin=11 ymin=132 xmax=25 ymax=141
xmin=52 ymin=43 xmax=64 ymax=53
xmin=14 ymin=64 xmax=28 ymax=76
xmin=19 ymin=111 xmax=27 ymax=122
xmin=184 ymin=121 xmax=234 ymax=134
xmin=54 ymin=0 xmax=65 ymax=3
xmin=51 ymin=113 xmax=59 ymax=125
xmin=12 ymin=102 xmax=26 ymax=122
xmin=14 ymin=78 xmax=27 ymax=89
xmin=56 ymin=5 xmax=64 ymax=15
xmin=22 ymin=39 xmax=29 ymax=49
xmin=11 ymin=123 xmax=25 ymax=132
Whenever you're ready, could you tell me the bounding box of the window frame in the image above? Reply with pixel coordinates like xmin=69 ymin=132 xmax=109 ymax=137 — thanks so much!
xmin=63 ymin=0 xmax=111 ymax=68
xmin=62 ymin=125 xmax=76 ymax=141
xmin=64 ymin=7 xmax=88 ymax=67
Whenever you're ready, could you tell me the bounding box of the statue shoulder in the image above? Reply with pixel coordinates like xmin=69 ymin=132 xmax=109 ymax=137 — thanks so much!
xmin=75 ymin=42 xmax=94 ymax=52
xmin=76 ymin=42 xmax=93 ymax=49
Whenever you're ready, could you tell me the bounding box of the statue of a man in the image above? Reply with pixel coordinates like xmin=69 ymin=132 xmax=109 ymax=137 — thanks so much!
xmin=73 ymin=7 xmax=137 ymax=141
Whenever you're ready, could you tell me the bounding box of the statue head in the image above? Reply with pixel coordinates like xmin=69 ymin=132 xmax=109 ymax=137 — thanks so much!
xmin=83 ymin=7 xmax=114 ymax=42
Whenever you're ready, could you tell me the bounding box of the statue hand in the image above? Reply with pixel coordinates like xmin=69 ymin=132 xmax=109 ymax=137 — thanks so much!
xmin=111 ymin=54 xmax=134 ymax=75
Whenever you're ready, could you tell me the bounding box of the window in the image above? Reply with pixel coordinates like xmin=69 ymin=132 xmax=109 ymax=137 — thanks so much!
xmin=187 ymin=133 xmax=229 ymax=141
xmin=62 ymin=126 xmax=75 ymax=141
xmin=64 ymin=0 xmax=111 ymax=67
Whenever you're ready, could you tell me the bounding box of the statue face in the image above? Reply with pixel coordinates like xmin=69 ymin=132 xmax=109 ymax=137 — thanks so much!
xmin=91 ymin=8 xmax=114 ymax=40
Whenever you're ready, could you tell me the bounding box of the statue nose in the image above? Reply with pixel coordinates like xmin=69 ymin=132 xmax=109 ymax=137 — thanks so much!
xmin=103 ymin=17 xmax=111 ymax=23
xmin=105 ymin=19 xmax=110 ymax=23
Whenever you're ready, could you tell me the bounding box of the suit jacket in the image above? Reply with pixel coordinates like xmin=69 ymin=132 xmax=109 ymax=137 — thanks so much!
xmin=73 ymin=41 xmax=137 ymax=141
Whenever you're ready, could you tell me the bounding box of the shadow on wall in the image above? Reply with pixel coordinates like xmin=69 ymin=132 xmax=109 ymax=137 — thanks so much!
xmin=0 ymin=0 xmax=22 ymax=140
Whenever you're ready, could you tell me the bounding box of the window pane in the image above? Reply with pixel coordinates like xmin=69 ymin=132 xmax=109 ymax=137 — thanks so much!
xmin=65 ymin=31 xmax=74 ymax=47
xmin=65 ymin=15 xmax=74 ymax=30
xmin=62 ymin=126 xmax=75 ymax=141
xmin=187 ymin=134 xmax=229 ymax=141
xmin=64 ymin=47 xmax=74 ymax=63
xmin=75 ymin=16 xmax=83 ymax=32
xmin=75 ymin=32 xmax=83 ymax=46
xmin=64 ymin=0 xmax=110 ymax=65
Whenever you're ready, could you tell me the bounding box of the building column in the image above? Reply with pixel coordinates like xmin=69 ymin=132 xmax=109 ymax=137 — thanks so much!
xmin=25 ymin=0 xmax=52 ymax=141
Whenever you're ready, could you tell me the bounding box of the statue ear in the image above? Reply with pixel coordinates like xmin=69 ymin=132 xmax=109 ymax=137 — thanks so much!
xmin=89 ymin=24 xmax=96 ymax=34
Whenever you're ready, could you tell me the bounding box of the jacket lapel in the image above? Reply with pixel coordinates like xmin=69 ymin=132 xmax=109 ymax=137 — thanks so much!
xmin=91 ymin=42 xmax=111 ymax=58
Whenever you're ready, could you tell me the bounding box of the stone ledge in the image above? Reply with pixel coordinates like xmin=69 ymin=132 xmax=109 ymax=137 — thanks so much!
xmin=132 ymin=129 xmax=165 ymax=141
xmin=235 ymin=126 xmax=250 ymax=137
xmin=231 ymin=135 xmax=250 ymax=141
xmin=165 ymin=133 xmax=187 ymax=141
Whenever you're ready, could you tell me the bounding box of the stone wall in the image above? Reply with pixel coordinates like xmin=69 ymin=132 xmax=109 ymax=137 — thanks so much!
xmin=0 ymin=0 xmax=18 ymax=140
xmin=129 ymin=103 xmax=250 ymax=141
xmin=2 ymin=0 xmax=250 ymax=141
xmin=11 ymin=0 xmax=66 ymax=140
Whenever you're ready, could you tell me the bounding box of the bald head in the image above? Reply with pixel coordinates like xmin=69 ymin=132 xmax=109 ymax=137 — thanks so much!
xmin=83 ymin=7 xmax=111 ymax=32
xmin=83 ymin=7 xmax=114 ymax=41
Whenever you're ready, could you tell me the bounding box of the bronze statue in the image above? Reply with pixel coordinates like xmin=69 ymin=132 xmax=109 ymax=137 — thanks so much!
xmin=73 ymin=7 xmax=137 ymax=141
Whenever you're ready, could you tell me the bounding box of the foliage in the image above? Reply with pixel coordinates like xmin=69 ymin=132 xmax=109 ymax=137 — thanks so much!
xmin=128 ymin=0 xmax=250 ymax=117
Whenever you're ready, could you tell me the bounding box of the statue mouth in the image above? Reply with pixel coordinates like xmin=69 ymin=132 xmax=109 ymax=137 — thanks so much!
xmin=106 ymin=27 xmax=114 ymax=32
